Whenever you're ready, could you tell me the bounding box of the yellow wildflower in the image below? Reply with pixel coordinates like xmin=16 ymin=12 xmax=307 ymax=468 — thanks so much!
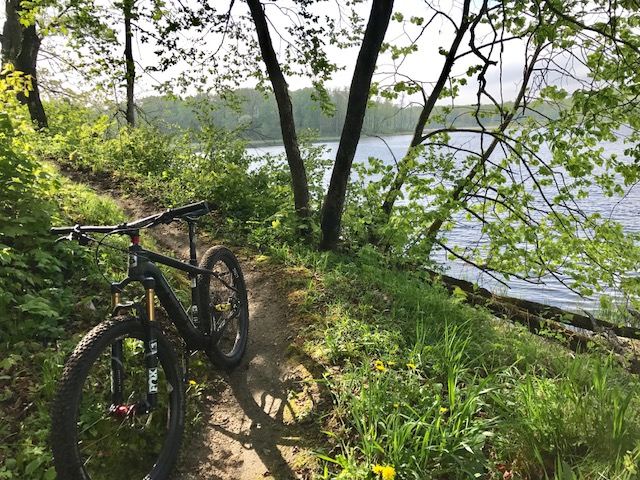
xmin=372 ymin=464 xmax=395 ymax=479
xmin=393 ymin=403 xmax=399 ymax=408
xmin=375 ymin=360 xmax=387 ymax=372
xmin=439 ymin=407 xmax=448 ymax=414
xmin=406 ymin=363 xmax=416 ymax=370
xmin=189 ymin=380 xmax=197 ymax=386
xmin=382 ymin=465 xmax=396 ymax=479
xmin=387 ymin=361 xmax=396 ymax=366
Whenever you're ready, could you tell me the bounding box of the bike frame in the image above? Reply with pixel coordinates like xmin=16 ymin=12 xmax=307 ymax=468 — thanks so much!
xmin=107 ymin=223 xmax=226 ymax=414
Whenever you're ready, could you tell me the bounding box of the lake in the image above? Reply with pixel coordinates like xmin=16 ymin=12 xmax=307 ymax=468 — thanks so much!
xmin=249 ymin=133 xmax=640 ymax=314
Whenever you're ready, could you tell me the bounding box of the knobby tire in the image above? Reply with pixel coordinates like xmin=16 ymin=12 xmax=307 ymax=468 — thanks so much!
xmin=199 ymin=246 xmax=249 ymax=370
xmin=50 ymin=316 xmax=185 ymax=480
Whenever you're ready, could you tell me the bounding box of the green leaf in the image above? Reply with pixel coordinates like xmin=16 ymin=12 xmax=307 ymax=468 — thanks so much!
xmin=24 ymin=458 xmax=41 ymax=476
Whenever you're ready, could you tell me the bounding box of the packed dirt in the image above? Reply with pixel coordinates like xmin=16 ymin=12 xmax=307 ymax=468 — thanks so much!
xmin=68 ymin=178 xmax=327 ymax=480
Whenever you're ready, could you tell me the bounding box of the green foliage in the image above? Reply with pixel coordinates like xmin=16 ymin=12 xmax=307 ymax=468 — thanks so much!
xmin=0 ymin=76 xmax=137 ymax=478
xmin=0 ymin=340 xmax=66 ymax=480
xmin=494 ymin=360 xmax=640 ymax=478
xmin=138 ymin=89 xmax=519 ymax=142
xmin=37 ymin=98 xmax=336 ymax=248
xmin=176 ymin=122 xmax=285 ymax=222
xmin=23 ymin=100 xmax=114 ymax=171
xmin=276 ymin=247 xmax=640 ymax=479
xmin=247 ymin=131 xmax=332 ymax=248
xmin=0 ymin=69 xmax=71 ymax=341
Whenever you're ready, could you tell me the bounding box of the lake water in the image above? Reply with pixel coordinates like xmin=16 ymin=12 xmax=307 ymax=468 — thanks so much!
xmin=249 ymin=133 xmax=640 ymax=313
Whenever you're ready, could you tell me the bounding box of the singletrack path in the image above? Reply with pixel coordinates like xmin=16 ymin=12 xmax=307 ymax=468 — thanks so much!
xmin=66 ymin=176 xmax=322 ymax=479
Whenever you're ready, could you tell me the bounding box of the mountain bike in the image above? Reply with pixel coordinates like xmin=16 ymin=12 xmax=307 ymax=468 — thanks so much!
xmin=49 ymin=201 xmax=249 ymax=480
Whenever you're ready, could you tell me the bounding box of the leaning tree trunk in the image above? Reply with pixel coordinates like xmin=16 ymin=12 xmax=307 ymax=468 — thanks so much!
xmin=247 ymin=0 xmax=310 ymax=219
xmin=319 ymin=0 xmax=395 ymax=251
xmin=421 ymin=45 xmax=542 ymax=254
xmin=2 ymin=0 xmax=48 ymax=129
xmin=379 ymin=0 xmax=473 ymax=225
xmin=123 ymin=0 xmax=135 ymax=127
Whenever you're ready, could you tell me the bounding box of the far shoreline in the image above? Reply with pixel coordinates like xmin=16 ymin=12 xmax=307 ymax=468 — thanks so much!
xmin=244 ymin=126 xmax=501 ymax=149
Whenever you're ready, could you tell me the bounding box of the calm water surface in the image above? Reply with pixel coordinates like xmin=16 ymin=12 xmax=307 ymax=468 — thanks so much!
xmin=250 ymin=134 xmax=640 ymax=313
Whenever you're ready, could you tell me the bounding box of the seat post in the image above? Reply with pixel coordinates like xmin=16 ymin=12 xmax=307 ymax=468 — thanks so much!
xmin=187 ymin=219 xmax=197 ymax=266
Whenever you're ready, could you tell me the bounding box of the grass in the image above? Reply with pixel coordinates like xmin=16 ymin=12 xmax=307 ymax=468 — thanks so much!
xmin=0 ymin=169 xmax=206 ymax=480
xmin=5 ymin=176 xmax=638 ymax=479
xmin=7 ymin=114 xmax=640 ymax=478
xmin=269 ymin=245 xmax=640 ymax=479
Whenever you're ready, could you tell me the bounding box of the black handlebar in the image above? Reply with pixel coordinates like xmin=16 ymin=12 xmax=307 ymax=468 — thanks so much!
xmin=50 ymin=201 xmax=210 ymax=236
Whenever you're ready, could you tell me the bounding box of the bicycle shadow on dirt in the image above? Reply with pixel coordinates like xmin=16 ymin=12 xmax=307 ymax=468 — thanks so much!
xmin=223 ymin=348 xmax=324 ymax=478
xmin=172 ymin=263 xmax=329 ymax=480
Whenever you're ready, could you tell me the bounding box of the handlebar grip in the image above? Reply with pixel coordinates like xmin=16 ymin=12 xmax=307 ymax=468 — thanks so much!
xmin=51 ymin=227 xmax=74 ymax=235
xmin=50 ymin=225 xmax=121 ymax=235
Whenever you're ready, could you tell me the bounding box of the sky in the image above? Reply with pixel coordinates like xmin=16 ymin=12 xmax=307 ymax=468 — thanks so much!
xmin=0 ymin=0 xmax=576 ymax=106
xmin=129 ymin=0 xmax=533 ymax=105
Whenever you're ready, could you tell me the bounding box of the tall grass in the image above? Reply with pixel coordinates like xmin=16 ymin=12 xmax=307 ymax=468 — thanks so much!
xmin=276 ymin=247 xmax=640 ymax=479
xmin=14 ymin=99 xmax=640 ymax=479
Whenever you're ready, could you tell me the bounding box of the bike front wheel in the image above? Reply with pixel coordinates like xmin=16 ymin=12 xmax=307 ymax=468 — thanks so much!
xmin=199 ymin=246 xmax=249 ymax=370
xmin=51 ymin=316 xmax=185 ymax=480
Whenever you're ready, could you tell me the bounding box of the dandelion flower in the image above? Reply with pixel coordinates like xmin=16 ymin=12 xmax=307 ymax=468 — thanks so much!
xmin=189 ymin=380 xmax=197 ymax=386
xmin=374 ymin=360 xmax=387 ymax=372
xmin=387 ymin=361 xmax=396 ymax=366
xmin=372 ymin=464 xmax=395 ymax=479
xmin=439 ymin=407 xmax=448 ymax=414
xmin=406 ymin=363 xmax=416 ymax=370
xmin=382 ymin=465 xmax=395 ymax=479
xmin=393 ymin=403 xmax=399 ymax=408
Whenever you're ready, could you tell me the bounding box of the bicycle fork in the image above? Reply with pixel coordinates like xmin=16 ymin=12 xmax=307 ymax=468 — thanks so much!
xmin=109 ymin=280 xmax=159 ymax=418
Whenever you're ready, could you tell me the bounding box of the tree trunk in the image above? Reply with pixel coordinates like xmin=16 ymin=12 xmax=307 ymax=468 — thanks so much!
xmin=379 ymin=0 xmax=472 ymax=224
xmin=433 ymin=270 xmax=640 ymax=373
xmin=246 ymin=0 xmax=310 ymax=219
xmin=2 ymin=0 xmax=48 ymax=129
xmin=1 ymin=0 xmax=21 ymax=64
xmin=124 ymin=0 xmax=135 ymax=127
xmin=421 ymin=45 xmax=542 ymax=254
xmin=319 ymin=0 xmax=395 ymax=251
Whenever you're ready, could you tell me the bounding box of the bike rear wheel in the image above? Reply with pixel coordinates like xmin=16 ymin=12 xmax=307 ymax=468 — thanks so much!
xmin=199 ymin=246 xmax=249 ymax=370
xmin=51 ymin=316 xmax=185 ymax=480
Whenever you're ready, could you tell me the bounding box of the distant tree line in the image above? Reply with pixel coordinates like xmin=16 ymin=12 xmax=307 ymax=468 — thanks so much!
xmin=138 ymin=88 xmax=562 ymax=142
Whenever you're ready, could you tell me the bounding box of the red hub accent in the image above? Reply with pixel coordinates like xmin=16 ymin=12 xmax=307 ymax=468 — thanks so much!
xmin=110 ymin=404 xmax=134 ymax=420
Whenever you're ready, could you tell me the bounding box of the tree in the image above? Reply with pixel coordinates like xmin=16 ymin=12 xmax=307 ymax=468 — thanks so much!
xmin=234 ymin=0 xmax=640 ymax=300
xmin=246 ymin=0 xmax=310 ymax=219
xmin=318 ymin=0 xmax=394 ymax=249
xmin=357 ymin=0 xmax=640 ymax=299
xmin=123 ymin=0 xmax=136 ymax=126
xmin=143 ymin=0 xmax=374 ymax=227
xmin=1 ymin=0 xmax=48 ymax=128
xmin=57 ymin=0 xmax=640 ymax=303
xmin=247 ymin=0 xmax=395 ymax=238
xmin=1 ymin=0 xmax=131 ymax=127
xmin=9 ymin=0 xmax=175 ymax=127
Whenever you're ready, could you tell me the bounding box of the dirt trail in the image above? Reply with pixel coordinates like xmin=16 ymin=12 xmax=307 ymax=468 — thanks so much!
xmin=77 ymin=184 xmax=323 ymax=480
